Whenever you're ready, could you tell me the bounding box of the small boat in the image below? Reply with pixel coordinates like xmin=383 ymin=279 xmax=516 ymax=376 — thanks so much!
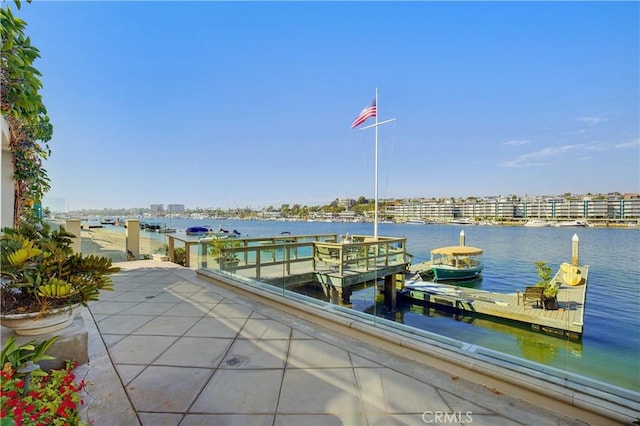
xmin=429 ymin=245 xmax=483 ymax=281
xmin=406 ymin=219 xmax=428 ymax=225
xmin=556 ymin=220 xmax=588 ymax=227
xmin=186 ymin=226 xmax=212 ymax=235
xmin=524 ymin=219 xmax=552 ymax=227
xmin=100 ymin=218 xmax=116 ymax=225
xmin=155 ymin=227 xmax=177 ymax=233
xmin=448 ymin=218 xmax=474 ymax=225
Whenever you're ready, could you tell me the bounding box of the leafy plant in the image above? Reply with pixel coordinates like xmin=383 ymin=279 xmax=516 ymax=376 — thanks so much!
xmin=207 ymin=237 xmax=240 ymax=263
xmin=1 ymin=219 xmax=120 ymax=315
xmin=172 ymin=247 xmax=187 ymax=266
xmin=0 ymin=336 xmax=58 ymax=380
xmin=1 ymin=1 xmax=54 ymax=226
xmin=535 ymin=261 xmax=558 ymax=299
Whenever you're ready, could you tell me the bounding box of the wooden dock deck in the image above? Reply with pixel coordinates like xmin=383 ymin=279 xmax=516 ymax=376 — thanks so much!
xmin=399 ymin=265 xmax=589 ymax=340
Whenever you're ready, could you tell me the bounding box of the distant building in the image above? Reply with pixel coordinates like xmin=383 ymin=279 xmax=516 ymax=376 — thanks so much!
xmin=150 ymin=204 xmax=164 ymax=213
xmin=384 ymin=195 xmax=640 ymax=221
xmin=167 ymin=204 xmax=185 ymax=213
xmin=338 ymin=198 xmax=356 ymax=208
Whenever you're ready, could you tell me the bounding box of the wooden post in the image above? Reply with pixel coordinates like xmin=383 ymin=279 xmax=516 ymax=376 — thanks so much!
xmin=65 ymin=219 xmax=81 ymax=254
xmin=384 ymin=275 xmax=396 ymax=310
xmin=459 ymin=230 xmax=465 ymax=246
xmin=572 ymin=233 xmax=579 ymax=266
xmin=125 ymin=219 xmax=140 ymax=260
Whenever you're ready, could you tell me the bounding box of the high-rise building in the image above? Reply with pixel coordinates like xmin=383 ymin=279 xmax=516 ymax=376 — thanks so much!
xmin=167 ymin=204 xmax=185 ymax=213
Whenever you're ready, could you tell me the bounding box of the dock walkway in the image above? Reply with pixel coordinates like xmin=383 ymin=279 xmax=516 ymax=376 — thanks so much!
xmin=400 ymin=266 xmax=589 ymax=339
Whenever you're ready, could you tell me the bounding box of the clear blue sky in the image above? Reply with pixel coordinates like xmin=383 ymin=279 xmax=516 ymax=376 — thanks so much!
xmin=14 ymin=1 xmax=640 ymax=211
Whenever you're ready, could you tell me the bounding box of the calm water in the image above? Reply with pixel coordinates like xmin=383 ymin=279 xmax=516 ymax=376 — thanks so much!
xmin=101 ymin=218 xmax=640 ymax=391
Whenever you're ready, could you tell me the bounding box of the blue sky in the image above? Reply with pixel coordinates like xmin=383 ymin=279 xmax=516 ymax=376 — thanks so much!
xmin=14 ymin=1 xmax=639 ymax=210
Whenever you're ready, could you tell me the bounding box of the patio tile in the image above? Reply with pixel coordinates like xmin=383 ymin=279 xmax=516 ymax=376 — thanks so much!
xmin=438 ymin=390 xmax=494 ymax=415
xmin=184 ymin=290 xmax=225 ymax=304
xmin=90 ymin=301 xmax=139 ymax=315
xmin=132 ymin=316 xmax=201 ymax=336
xmin=115 ymin=364 xmax=146 ymax=386
xmin=96 ymin=314 xmax=154 ymax=334
xmin=165 ymin=281 xmax=206 ymax=293
xmin=350 ymin=354 xmax=382 ymax=368
xmin=222 ymin=339 xmax=288 ymax=369
xmin=139 ymin=292 xmax=186 ymax=303
xmin=109 ymin=335 xmax=178 ymax=364
xmin=154 ymin=337 xmax=233 ymax=368
xmin=286 ymin=339 xmax=352 ymax=369
xmin=126 ymin=365 xmax=212 ymax=412
xmin=119 ymin=302 xmax=177 ymax=316
xmin=291 ymin=330 xmax=314 ymax=339
xmin=367 ymin=414 xmax=439 ymax=425
xmin=181 ymin=414 xmax=274 ymax=426
xmin=137 ymin=412 xmax=184 ymax=426
xmin=277 ymin=368 xmax=362 ymax=415
xmin=160 ymin=301 xmax=215 ymax=317
xmin=186 ymin=317 xmax=247 ymax=338
xmin=239 ymin=319 xmax=292 ymax=339
xmin=274 ymin=414 xmax=367 ymax=426
xmin=108 ymin=291 xmax=167 ymax=303
xmin=456 ymin=414 xmax=520 ymax=425
xmin=355 ymin=367 xmax=450 ymax=414
xmin=101 ymin=333 xmax=127 ymax=348
xmin=208 ymin=303 xmax=254 ymax=318
xmin=191 ymin=369 xmax=283 ymax=414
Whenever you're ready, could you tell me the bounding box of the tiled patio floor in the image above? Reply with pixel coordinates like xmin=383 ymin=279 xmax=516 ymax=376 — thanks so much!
xmin=74 ymin=260 xmax=601 ymax=425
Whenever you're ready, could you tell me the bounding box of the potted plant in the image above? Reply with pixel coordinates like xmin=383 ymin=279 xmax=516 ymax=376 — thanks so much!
xmin=534 ymin=261 xmax=559 ymax=310
xmin=0 ymin=219 xmax=120 ymax=335
xmin=207 ymin=237 xmax=240 ymax=271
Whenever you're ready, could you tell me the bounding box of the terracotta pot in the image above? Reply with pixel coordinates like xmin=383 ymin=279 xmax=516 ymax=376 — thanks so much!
xmin=0 ymin=304 xmax=80 ymax=336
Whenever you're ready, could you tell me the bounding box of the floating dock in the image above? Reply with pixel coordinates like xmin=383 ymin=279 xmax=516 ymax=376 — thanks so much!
xmin=399 ymin=265 xmax=589 ymax=340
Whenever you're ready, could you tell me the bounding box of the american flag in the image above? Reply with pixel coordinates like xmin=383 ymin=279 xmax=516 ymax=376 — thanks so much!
xmin=351 ymin=99 xmax=377 ymax=128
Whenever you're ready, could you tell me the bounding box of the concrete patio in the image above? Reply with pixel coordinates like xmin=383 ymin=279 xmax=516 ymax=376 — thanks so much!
xmin=72 ymin=260 xmax=623 ymax=425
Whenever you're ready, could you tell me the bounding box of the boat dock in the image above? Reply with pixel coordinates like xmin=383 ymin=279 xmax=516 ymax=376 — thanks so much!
xmin=399 ymin=265 xmax=589 ymax=340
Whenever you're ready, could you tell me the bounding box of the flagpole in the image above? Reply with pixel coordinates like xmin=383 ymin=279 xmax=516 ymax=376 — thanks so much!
xmin=357 ymin=90 xmax=395 ymax=240
xmin=374 ymin=88 xmax=379 ymax=239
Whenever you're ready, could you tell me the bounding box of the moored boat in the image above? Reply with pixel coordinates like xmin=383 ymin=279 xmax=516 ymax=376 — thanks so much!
xmin=186 ymin=226 xmax=212 ymax=235
xmin=556 ymin=220 xmax=589 ymax=227
xmin=524 ymin=219 xmax=552 ymax=227
xmin=448 ymin=218 xmax=474 ymax=225
xmin=429 ymin=245 xmax=483 ymax=281
xmin=406 ymin=219 xmax=428 ymax=225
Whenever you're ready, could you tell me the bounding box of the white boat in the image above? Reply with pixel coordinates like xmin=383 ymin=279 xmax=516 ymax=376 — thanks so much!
xmin=556 ymin=220 xmax=588 ymax=227
xmin=524 ymin=219 xmax=552 ymax=227
xmin=406 ymin=219 xmax=427 ymax=225
xmin=448 ymin=218 xmax=474 ymax=225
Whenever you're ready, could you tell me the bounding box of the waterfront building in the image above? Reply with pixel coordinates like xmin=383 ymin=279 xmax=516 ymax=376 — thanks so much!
xmin=167 ymin=204 xmax=185 ymax=213
xmin=150 ymin=204 xmax=164 ymax=213
xmin=384 ymin=195 xmax=640 ymax=222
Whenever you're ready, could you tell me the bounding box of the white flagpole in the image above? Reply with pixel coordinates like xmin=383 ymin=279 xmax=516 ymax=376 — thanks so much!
xmin=359 ymin=89 xmax=395 ymax=240
xmin=374 ymin=88 xmax=379 ymax=239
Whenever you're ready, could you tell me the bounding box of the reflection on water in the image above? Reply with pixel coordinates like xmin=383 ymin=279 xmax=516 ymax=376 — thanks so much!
xmin=291 ymin=281 xmax=584 ymax=366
